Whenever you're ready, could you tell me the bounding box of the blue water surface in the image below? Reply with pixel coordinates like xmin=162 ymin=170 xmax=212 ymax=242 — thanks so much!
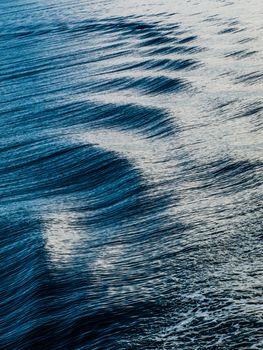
xmin=0 ymin=0 xmax=263 ymax=349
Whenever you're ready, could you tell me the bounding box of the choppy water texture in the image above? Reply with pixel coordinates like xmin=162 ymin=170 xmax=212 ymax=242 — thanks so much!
xmin=1 ymin=0 xmax=263 ymax=349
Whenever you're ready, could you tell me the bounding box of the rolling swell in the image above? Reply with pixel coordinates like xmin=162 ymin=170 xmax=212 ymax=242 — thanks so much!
xmin=1 ymin=0 xmax=263 ymax=349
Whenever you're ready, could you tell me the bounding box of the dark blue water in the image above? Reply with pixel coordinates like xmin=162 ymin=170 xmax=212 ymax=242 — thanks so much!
xmin=1 ymin=0 xmax=263 ymax=349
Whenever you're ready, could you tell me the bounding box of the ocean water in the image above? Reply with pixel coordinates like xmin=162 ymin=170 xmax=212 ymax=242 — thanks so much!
xmin=0 ymin=0 xmax=262 ymax=349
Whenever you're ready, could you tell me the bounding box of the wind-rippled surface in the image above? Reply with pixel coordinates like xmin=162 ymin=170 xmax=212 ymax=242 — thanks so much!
xmin=1 ymin=0 xmax=263 ymax=349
